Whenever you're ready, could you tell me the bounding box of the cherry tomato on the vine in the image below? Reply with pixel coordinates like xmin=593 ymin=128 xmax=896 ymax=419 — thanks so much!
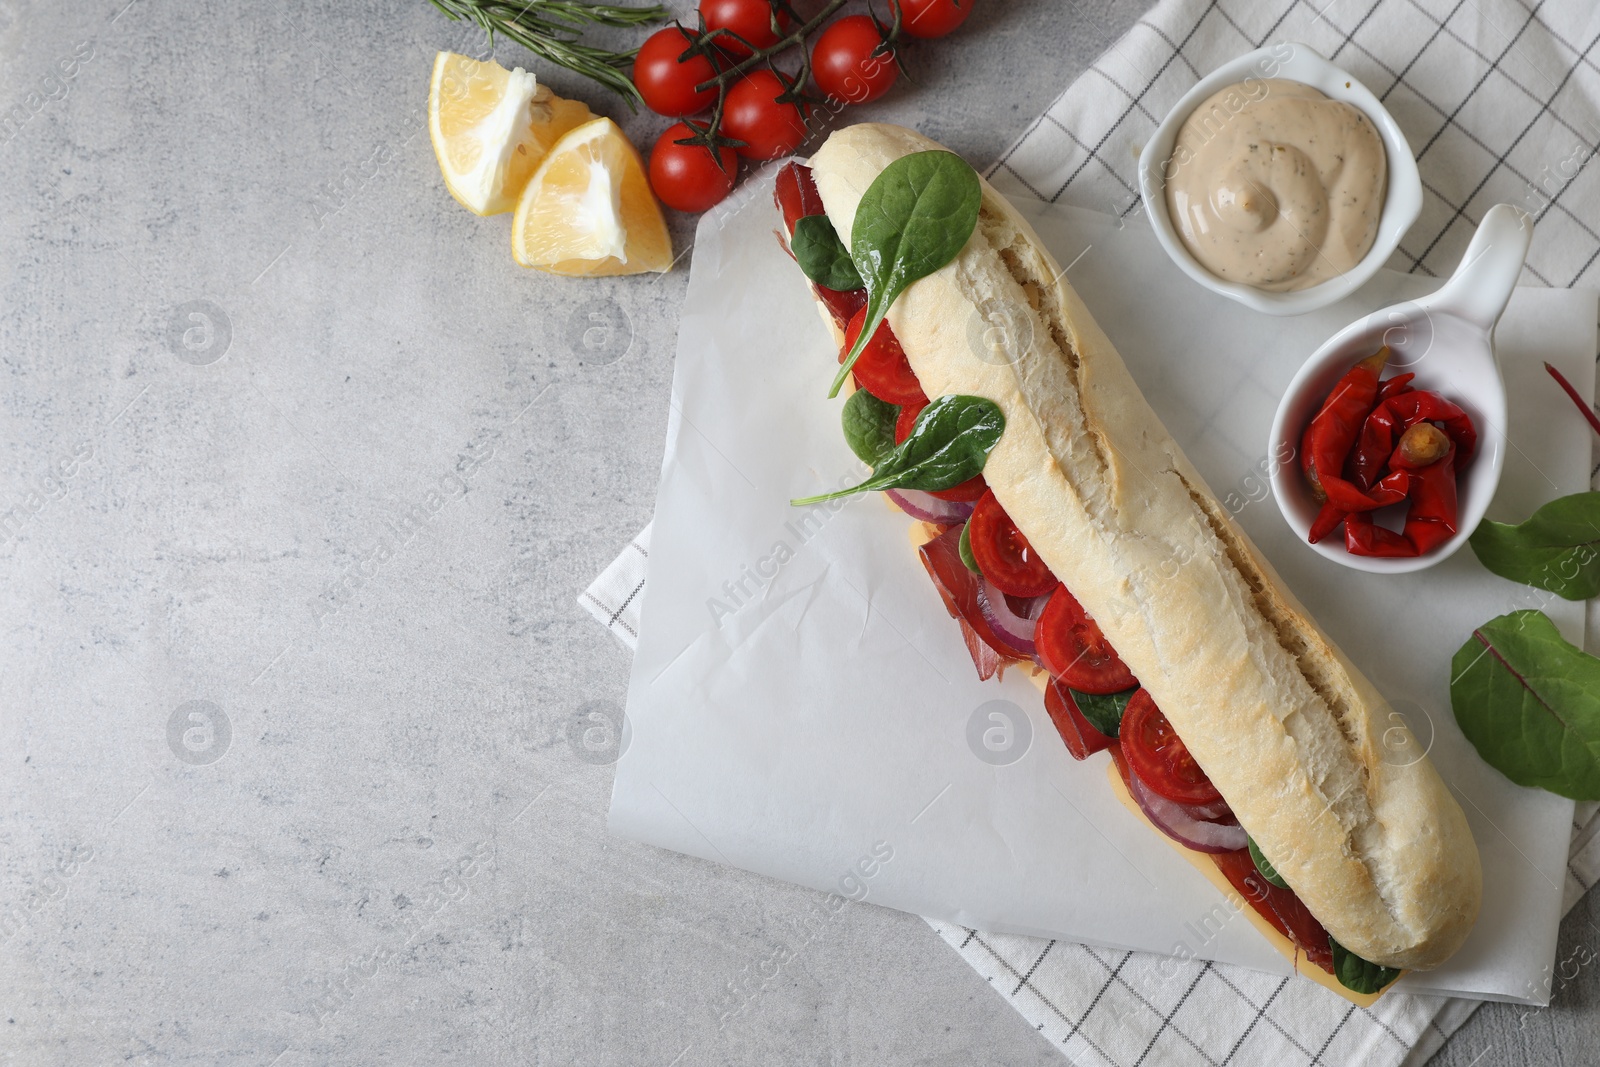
xmin=649 ymin=123 xmax=738 ymax=213
xmin=634 ymin=26 xmax=720 ymax=117
xmin=811 ymin=15 xmax=899 ymax=105
xmin=893 ymin=0 xmax=974 ymax=38
xmin=700 ymin=0 xmax=790 ymax=58
xmin=722 ymin=70 xmax=808 ymax=160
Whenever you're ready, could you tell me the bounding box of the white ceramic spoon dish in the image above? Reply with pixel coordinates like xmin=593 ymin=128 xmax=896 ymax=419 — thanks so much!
xmin=1267 ymin=203 xmax=1533 ymax=574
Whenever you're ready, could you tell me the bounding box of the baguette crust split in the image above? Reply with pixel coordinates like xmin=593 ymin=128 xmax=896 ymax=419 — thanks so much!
xmin=807 ymin=123 xmax=1481 ymax=970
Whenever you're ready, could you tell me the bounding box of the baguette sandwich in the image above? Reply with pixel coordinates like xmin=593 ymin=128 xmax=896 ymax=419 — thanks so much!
xmin=777 ymin=123 xmax=1481 ymax=988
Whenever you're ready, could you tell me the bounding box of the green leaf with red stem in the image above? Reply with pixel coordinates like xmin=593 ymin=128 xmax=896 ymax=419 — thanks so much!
xmin=1470 ymin=492 xmax=1600 ymax=600
xmin=1450 ymin=609 xmax=1600 ymax=799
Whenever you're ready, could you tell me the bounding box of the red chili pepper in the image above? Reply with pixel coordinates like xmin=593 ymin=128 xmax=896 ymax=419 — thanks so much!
xmin=1320 ymin=467 xmax=1410 ymax=514
xmin=1310 ymin=467 xmax=1411 ymax=543
xmin=1350 ymin=401 xmax=1401 ymax=490
xmin=1344 ymin=512 xmax=1417 ymax=556
xmin=1352 ymin=390 xmax=1477 ymax=489
xmin=1392 ymin=434 xmax=1458 ymax=555
xmin=1300 ymin=349 xmax=1387 ymax=502
xmin=1344 ymin=426 xmax=1459 ymax=558
xmin=1376 ymin=372 xmax=1416 ymax=403
xmin=1409 ymin=391 xmax=1477 ymax=469
xmin=1308 ymin=501 xmax=1347 ymax=545
xmin=1302 ymin=350 xmax=1473 ymax=559
xmin=1350 ymin=371 xmax=1418 ymax=488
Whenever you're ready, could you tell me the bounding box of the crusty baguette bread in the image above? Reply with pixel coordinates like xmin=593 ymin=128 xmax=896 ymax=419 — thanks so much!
xmin=807 ymin=123 xmax=1481 ymax=970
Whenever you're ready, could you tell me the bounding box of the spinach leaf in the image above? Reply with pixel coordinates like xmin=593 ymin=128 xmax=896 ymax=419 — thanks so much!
xmin=1246 ymin=836 xmax=1289 ymax=889
xmin=1071 ymin=686 xmax=1136 ymax=738
xmin=958 ymin=518 xmax=981 ymax=574
xmin=1470 ymin=492 xmax=1600 ymax=600
xmin=1330 ymin=939 xmax=1403 ymax=995
xmin=791 ymin=215 xmax=864 ymax=292
xmin=1450 ymin=609 xmax=1600 ymax=800
xmin=829 ymin=150 xmax=983 ymax=398
xmin=841 ymin=389 xmax=898 ymax=467
xmin=792 ymin=395 xmax=1003 ymax=506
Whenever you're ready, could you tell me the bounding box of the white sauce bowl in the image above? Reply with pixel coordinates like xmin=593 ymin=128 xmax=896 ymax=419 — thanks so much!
xmin=1137 ymin=42 xmax=1422 ymax=316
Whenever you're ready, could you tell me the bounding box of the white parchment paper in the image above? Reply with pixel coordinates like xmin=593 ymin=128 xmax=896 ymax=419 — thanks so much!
xmin=611 ymin=172 xmax=1597 ymax=1004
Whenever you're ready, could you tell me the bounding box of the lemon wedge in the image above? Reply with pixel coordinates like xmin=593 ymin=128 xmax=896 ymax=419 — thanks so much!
xmin=429 ymin=51 xmax=594 ymax=216
xmin=511 ymin=117 xmax=673 ymax=276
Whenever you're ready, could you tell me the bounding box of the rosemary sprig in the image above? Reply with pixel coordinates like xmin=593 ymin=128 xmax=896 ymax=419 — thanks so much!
xmin=428 ymin=0 xmax=665 ymax=108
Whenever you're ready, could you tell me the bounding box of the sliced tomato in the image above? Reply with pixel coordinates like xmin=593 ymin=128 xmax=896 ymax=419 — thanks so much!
xmin=774 ymin=162 xmax=868 ymax=332
xmin=1211 ymin=849 xmax=1335 ymax=974
xmin=1035 ymin=584 xmax=1137 ymax=694
xmin=842 ymin=308 xmax=926 ymax=406
xmin=893 ymin=402 xmax=921 ymax=441
xmin=929 ymin=477 xmax=989 ymax=503
xmin=1120 ymin=690 xmax=1221 ymax=806
xmin=895 ymin=401 xmax=986 ymax=501
xmin=918 ymin=525 xmax=1029 ymax=675
xmin=967 ymin=489 xmax=1057 ymax=597
xmin=1044 ymin=677 xmax=1113 ymax=760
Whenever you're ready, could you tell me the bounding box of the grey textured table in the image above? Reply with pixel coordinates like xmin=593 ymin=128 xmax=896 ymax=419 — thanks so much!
xmin=0 ymin=1 xmax=1595 ymax=1064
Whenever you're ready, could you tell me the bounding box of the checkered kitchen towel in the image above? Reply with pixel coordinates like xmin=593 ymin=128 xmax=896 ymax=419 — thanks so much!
xmin=583 ymin=1 xmax=1600 ymax=1063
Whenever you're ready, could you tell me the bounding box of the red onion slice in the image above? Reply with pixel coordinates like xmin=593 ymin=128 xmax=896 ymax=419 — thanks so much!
xmin=1181 ymin=794 xmax=1234 ymax=822
xmin=1127 ymin=766 xmax=1247 ymax=854
xmin=884 ymin=488 xmax=976 ymax=525
xmin=975 ymin=579 xmax=1045 ymax=654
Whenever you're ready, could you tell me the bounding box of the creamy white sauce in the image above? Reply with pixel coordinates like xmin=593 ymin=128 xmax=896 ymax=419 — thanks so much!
xmin=1164 ymin=79 xmax=1387 ymax=292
